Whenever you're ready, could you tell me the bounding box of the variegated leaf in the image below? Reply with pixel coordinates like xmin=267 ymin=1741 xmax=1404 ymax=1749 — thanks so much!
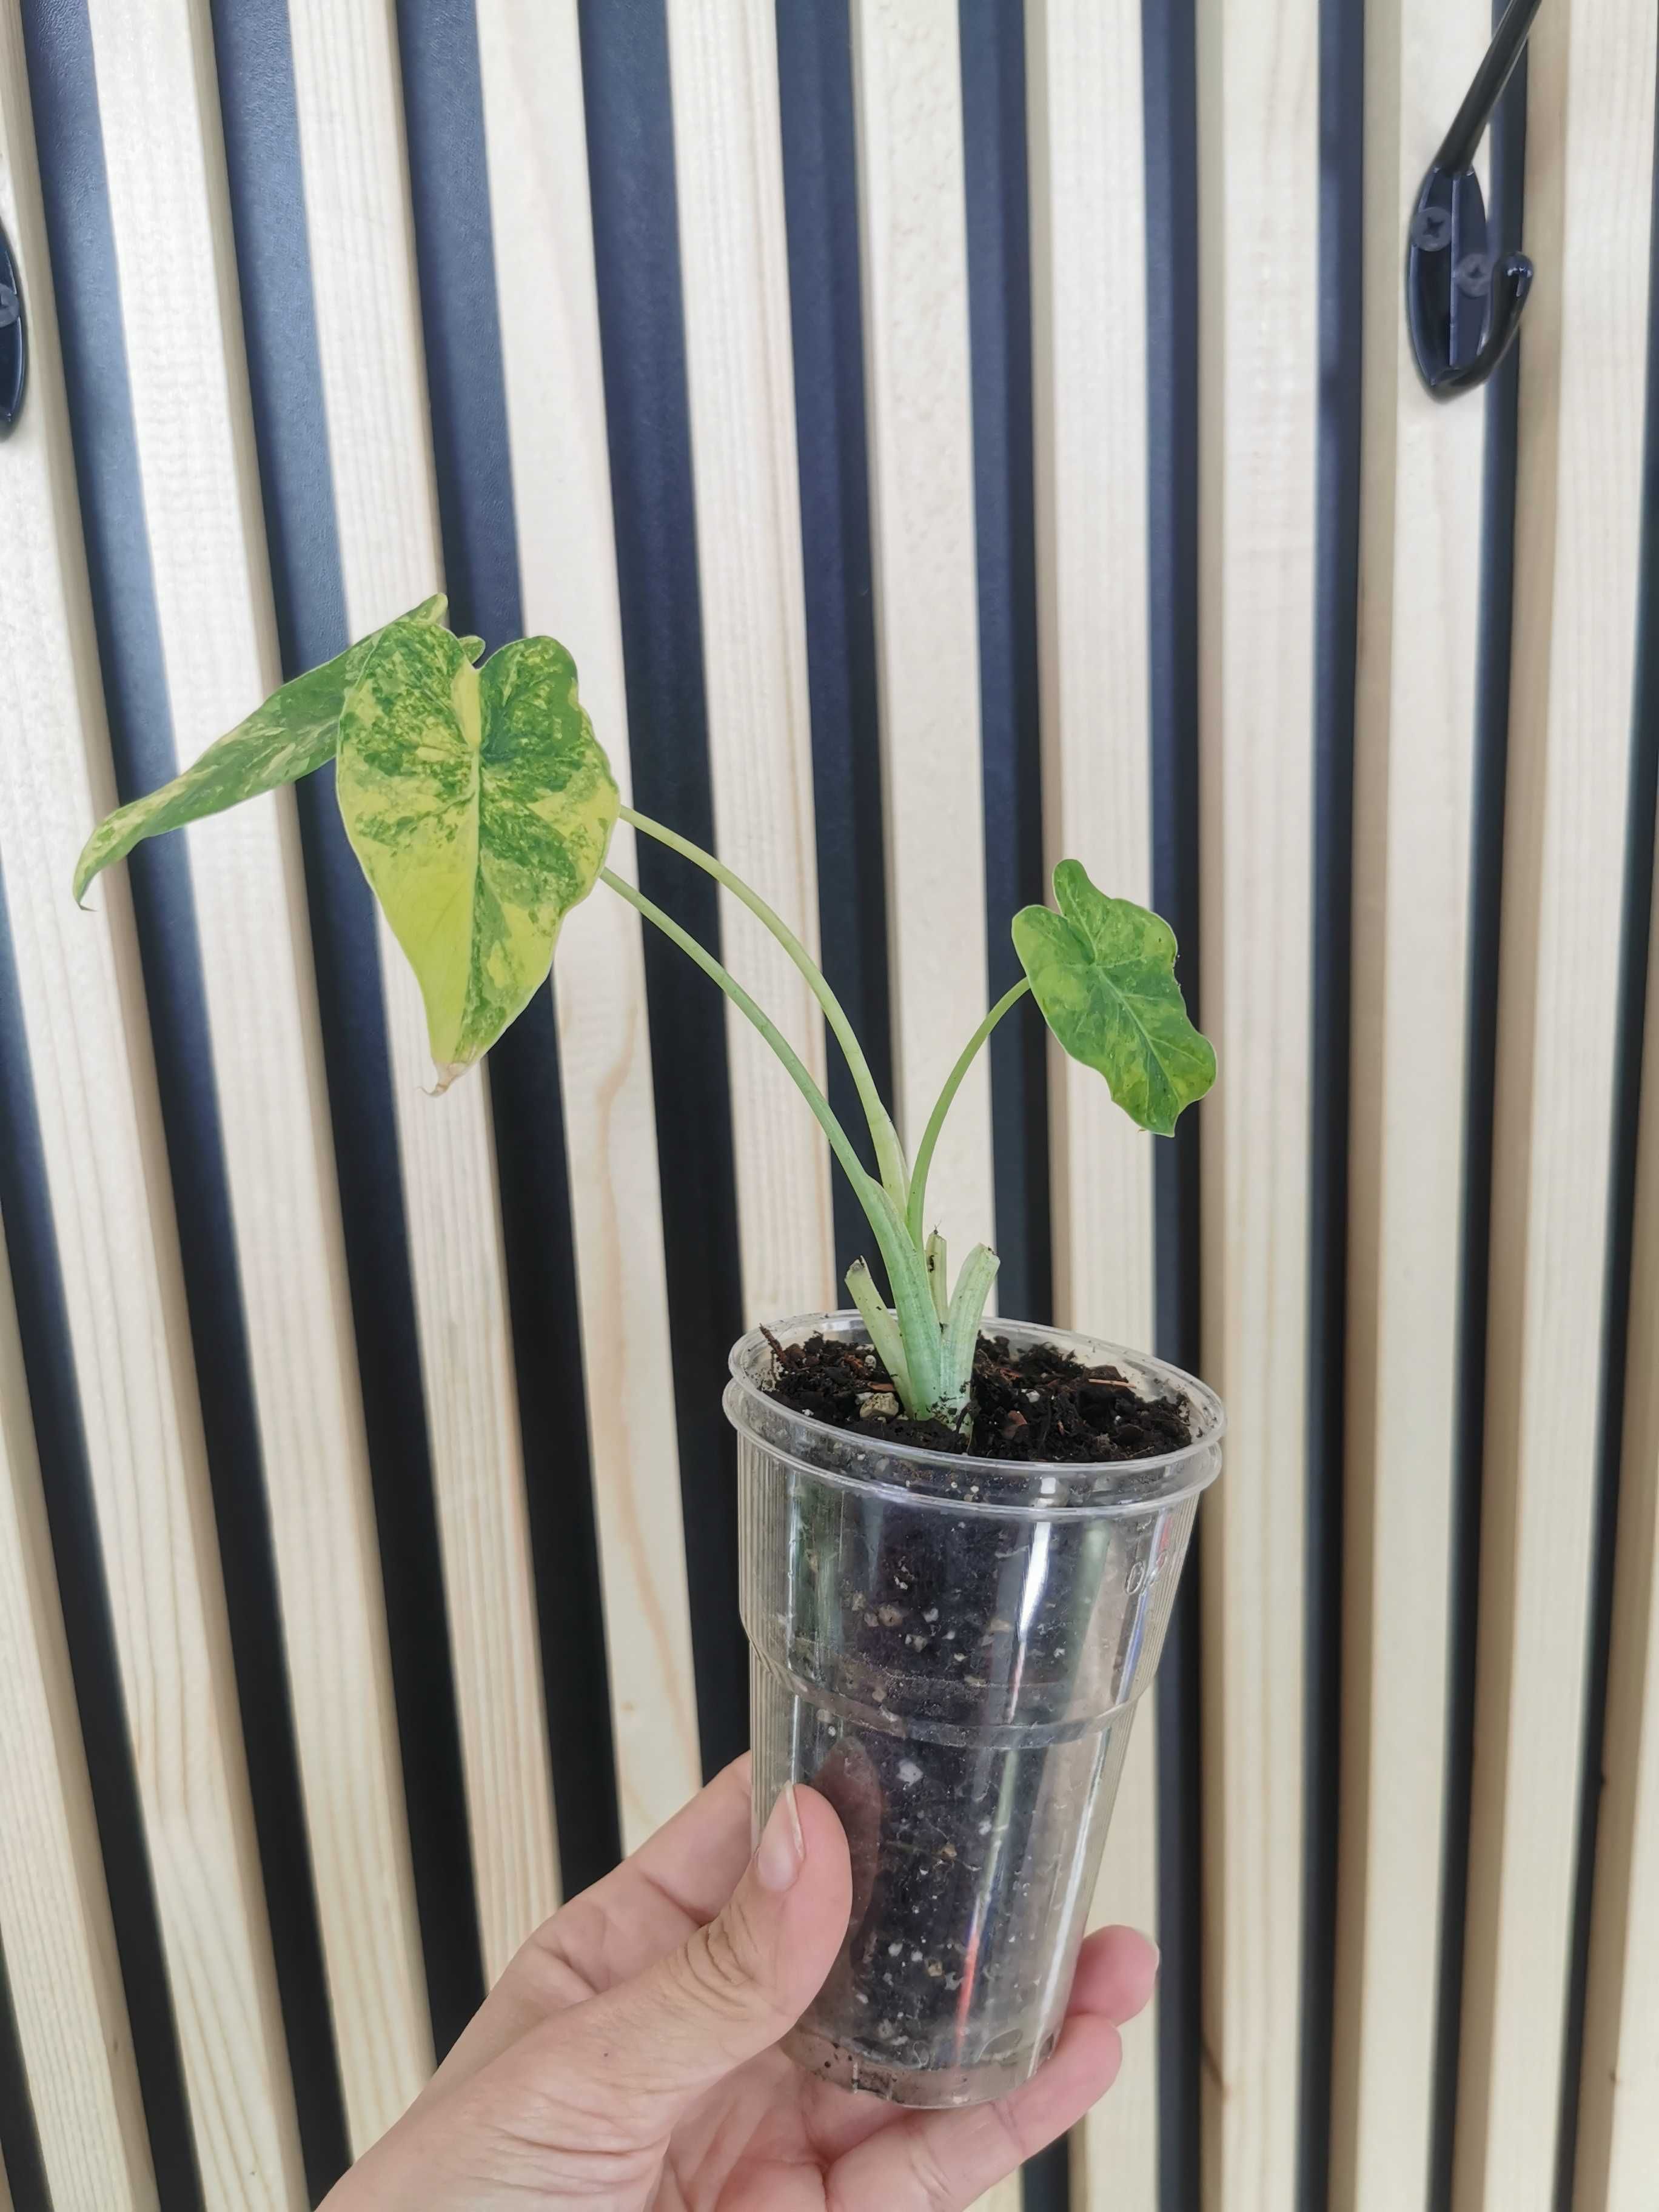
xmin=72 ymin=595 xmax=448 ymax=902
xmin=1013 ymin=859 xmax=1215 ymax=1136
xmin=335 ymin=619 xmax=618 ymax=1084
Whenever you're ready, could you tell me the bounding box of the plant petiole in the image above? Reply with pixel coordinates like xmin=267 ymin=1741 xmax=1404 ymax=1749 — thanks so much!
xmin=620 ymin=805 xmax=911 ymax=1215
xmin=906 ymin=977 xmax=1032 ymax=1246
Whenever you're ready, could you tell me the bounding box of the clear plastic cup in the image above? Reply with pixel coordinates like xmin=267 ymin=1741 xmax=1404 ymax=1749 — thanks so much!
xmin=726 ymin=1312 xmax=1223 ymax=2108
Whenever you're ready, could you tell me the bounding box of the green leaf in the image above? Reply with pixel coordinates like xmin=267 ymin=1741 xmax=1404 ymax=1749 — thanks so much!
xmin=72 ymin=595 xmax=447 ymax=903
xmin=1013 ymin=859 xmax=1215 ymax=1136
xmin=335 ymin=618 xmax=618 ymax=1084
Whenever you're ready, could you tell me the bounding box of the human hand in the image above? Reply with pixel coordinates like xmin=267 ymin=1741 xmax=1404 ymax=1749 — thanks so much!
xmin=322 ymin=1755 xmax=1157 ymax=2210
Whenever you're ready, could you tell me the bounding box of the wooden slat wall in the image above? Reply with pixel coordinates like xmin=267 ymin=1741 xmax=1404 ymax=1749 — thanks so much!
xmin=1334 ymin=2 xmax=1489 ymax=2205
xmin=0 ymin=1209 xmax=155 ymax=2210
xmin=850 ymin=0 xmax=997 ymax=1256
xmin=0 ymin=4 xmax=306 ymax=2199
xmin=1026 ymin=2 xmax=1160 ymax=2205
xmin=4 ymin=5 xmax=1659 ymax=2211
xmin=1196 ymin=0 xmax=1319 ymax=2202
xmin=473 ymin=0 xmax=702 ymax=1859
xmin=283 ymin=0 xmax=562 ymax=1982
xmin=1456 ymin=3 xmax=1658 ymax=2207
xmin=666 ymin=0 xmax=837 ymax=1329
xmin=76 ymin=0 xmax=432 ymax=2151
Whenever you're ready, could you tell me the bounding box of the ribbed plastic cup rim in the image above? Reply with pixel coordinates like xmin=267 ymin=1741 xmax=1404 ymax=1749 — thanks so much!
xmin=725 ymin=1310 xmax=1225 ymax=1517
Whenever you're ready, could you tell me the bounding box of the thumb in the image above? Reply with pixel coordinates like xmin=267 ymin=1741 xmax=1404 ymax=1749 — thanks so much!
xmin=526 ymin=1783 xmax=851 ymax=2123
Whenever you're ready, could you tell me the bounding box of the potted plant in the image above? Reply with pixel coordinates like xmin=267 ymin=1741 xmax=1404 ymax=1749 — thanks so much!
xmin=75 ymin=598 xmax=1224 ymax=2108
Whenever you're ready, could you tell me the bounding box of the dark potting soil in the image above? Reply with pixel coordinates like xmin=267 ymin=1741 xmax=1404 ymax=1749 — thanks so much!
xmin=762 ymin=1327 xmax=1191 ymax=1463
xmin=759 ymin=1332 xmax=1191 ymax=2091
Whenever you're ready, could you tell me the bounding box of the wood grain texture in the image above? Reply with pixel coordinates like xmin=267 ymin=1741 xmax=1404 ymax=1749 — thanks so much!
xmin=1331 ymin=2 xmax=1489 ymax=2204
xmin=284 ymin=0 xmax=561 ymax=1977
xmin=0 ymin=1211 xmax=157 ymax=2210
xmin=1195 ymin=0 xmax=1319 ymax=2200
xmin=665 ymin=0 xmax=835 ymax=1327
xmin=474 ymin=0 xmax=702 ymax=1852
xmin=1455 ymin=1 xmax=1658 ymax=2202
xmin=0 ymin=11 xmax=305 ymax=2202
xmin=850 ymin=0 xmax=995 ymax=1256
xmin=1025 ymin=2 xmax=1159 ymax=2199
xmin=967 ymin=2178 xmax=1023 ymax=2212
xmin=1575 ymin=877 xmax=1659 ymax=2212
xmin=83 ymin=0 xmax=432 ymax=2147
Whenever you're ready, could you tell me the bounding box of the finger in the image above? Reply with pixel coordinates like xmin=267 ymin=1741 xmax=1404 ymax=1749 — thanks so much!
xmin=429 ymin=1755 xmax=757 ymax=2099
xmin=1067 ymin=1924 xmax=1160 ymax=2025
xmin=825 ymin=2005 xmax=1125 ymax=2211
xmin=797 ymin=1919 xmax=1159 ymax=2170
xmin=503 ymin=1783 xmax=851 ymax=2132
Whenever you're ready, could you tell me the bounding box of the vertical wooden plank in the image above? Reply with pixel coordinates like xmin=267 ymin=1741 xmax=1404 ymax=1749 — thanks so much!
xmin=665 ymin=0 xmax=835 ymax=1327
xmin=0 ymin=9 xmax=305 ymax=2202
xmin=1025 ymin=1 xmax=1160 ymax=2201
xmin=1196 ymin=0 xmax=1319 ymax=2199
xmin=282 ymin=0 xmax=561 ymax=1976
xmin=850 ymin=0 xmax=995 ymax=1253
xmin=1332 ymin=2 xmax=1489 ymax=2205
xmin=0 ymin=1208 xmax=157 ymax=2210
xmin=1577 ymin=872 xmax=1659 ymax=2212
xmin=79 ymin=0 xmax=431 ymax=2147
xmin=1456 ymin=1 xmax=1658 ymax=2204
xmin=970 ymin=2177 xmax=1023 ymax=2212
xmin=472 ymin=0 xmax=702 ymax=1852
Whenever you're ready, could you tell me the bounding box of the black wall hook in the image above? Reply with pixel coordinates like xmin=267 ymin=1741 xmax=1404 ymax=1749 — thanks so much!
xmin=0 ymin=216 xmax=23 ymax=436
xmin=1406 ymin=0 xmax=1542 ymax=398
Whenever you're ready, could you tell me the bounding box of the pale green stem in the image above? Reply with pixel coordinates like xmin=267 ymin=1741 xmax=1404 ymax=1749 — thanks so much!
xmin=926 ymin=1230 xmax=950 ymax=1322
xmin=620 ymin=804 xmax=911 ymax=1211
xmin=845 ymin=1259 xmax=915 ymax=1407
xmin=600 ymin=865 xmax=939 ymax=1406
xmin=939 ymin=1243 xmax=1000 ymax=1420
xmin=907 ymin=977 xmax=1033 ymax=1245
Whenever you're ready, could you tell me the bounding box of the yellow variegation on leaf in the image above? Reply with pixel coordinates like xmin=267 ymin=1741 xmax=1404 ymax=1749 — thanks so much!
xmin=335 ymin=617 xmax=618 ymax=1085
xmin=72 ymin=595 xmax=448 ymax=903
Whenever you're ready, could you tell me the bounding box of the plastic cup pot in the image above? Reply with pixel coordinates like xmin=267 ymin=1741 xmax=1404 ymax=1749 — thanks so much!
xmin=726 ymin=1312 xmax=1223 ymax=2109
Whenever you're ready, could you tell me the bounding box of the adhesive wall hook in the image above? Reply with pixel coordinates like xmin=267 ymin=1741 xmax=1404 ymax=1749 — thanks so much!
xmin=0 ymin=216 xmax=22 ymax=435
xmin=1406 ymin=0 xmax=1541 ymax=399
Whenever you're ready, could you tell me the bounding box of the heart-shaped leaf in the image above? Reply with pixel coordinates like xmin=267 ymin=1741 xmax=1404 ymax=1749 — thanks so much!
xmin=72 ymin=595 xmax=448 ymax=903
xmin=1013 ymin=859 xmax=1214 ymax=1135
xmin=335 ymin=618 xmax=618 ymax=1084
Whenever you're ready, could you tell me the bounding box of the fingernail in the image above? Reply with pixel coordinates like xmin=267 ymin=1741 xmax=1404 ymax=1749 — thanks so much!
xmin=756 ymin=1785 xmax=805 ymax=1892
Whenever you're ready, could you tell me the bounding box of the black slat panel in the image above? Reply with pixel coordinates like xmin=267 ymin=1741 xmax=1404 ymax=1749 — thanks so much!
xmin=578 ymin=0 xmax=749 ymax=1780
xmin=1142 ymin=1 xmax=1205 ymax=2200
xmin=959 ymin=0 xmax=1051 ymax=1338
xmin=394 ymin=0 xmax=624 ymax=1900
xmin=1304 ymin=0 xmax=1365 ymax=2203
xmin=774 ymin=0 xmax=896 ymax=1289
xmin=1430 ymin=29 xmax=1528 ymax=2209
xmin=207 ymin=0 xmax=485 ymax=2067
xmin=19 ymin=1 xmax=350 ymax=2188
xmin=0 ymin=1937 xmax=46 ymax=2212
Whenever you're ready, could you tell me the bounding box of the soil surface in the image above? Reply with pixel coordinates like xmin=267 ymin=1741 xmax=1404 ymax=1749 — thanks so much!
xmin=762 ymin=1327 xmax=1191 ymax=1462
xmin=759 ymin=1328 xmax=1194 ymax=2091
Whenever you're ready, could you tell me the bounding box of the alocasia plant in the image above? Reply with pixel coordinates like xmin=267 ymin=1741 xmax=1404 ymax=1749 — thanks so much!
xmin=76 ymin=600 xmax=1214 ymax=1426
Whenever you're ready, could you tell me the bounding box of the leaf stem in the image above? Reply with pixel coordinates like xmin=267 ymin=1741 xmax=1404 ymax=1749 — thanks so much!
xmin=620 ymin=804 xmax=910 ymax=1210
xmin=600 ymin=865 xmax=940 ymax=1407
xmin=906 ymin=977 xmax=1032 ymax=1245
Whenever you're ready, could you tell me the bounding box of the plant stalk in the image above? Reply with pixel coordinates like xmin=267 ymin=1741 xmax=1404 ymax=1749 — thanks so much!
xmin=907 ymin=977 xmax=1032 ymax=1245
xmin=600 ymin=865 xmax=942 ymax=1411
xmin=621 ymin=805 xmax=911 ymax=1212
